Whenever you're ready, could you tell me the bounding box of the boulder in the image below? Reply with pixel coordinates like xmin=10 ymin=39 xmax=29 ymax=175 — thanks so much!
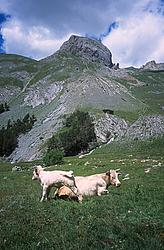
xmin=12 ymin=166 xmax=22 ymax=172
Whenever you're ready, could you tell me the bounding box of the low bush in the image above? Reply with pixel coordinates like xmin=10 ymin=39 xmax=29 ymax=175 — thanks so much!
xmin=43 ymin=149 xmax=64 ymax=166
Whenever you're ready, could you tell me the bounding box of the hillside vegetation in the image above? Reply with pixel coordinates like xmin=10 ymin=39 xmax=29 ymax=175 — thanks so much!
xmin=0 ymin=138 xmax=163 ymax=249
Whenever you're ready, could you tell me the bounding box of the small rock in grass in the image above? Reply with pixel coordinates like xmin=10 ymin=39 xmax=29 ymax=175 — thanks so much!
xmin=12 ymin=166 xmax=22 ymax=172
xmin=144 ymin=168 xmax=151 ymax=173
xmin=122 ymin=177 xmax=130 ymax=181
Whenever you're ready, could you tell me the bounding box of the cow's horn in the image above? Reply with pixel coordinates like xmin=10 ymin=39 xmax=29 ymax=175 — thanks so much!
xmin=115 ymin=168 xmax=120 ymax=172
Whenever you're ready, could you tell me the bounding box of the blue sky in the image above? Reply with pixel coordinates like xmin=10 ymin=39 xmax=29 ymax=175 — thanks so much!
xmin=0 ymin=0 xmax=164 ymax=67
xmin=0 ymin=13 xmax=10 ymax=52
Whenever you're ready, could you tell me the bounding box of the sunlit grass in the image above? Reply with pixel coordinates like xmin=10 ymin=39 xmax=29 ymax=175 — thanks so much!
xmin=0 ymin=138 xmax=164 ymax=249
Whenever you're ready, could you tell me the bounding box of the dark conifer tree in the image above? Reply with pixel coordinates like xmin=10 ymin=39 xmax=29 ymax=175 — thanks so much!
xmin=0 ymin=103 xmax=5 ymax=114
xmin=0 ymin=113 xmax=36 ymax=157
xmin=4 ymin=102 xmax=10 ymax=111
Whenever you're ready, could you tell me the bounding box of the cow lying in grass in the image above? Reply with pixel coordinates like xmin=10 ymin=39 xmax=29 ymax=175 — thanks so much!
xmin=54 ymin=169 xmax=121 ymax=202
xmin=32 ymin=165 xmax=82 ymax=202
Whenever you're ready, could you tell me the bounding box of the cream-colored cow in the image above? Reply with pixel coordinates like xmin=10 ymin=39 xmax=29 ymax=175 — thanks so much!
xmin=32 ymin=165 xmax=82 ymax=202
xmin=54 ymin=170 xmax=121 ymax=202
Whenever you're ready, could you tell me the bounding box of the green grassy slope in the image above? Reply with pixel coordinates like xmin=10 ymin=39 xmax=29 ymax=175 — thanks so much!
xmin=0 ymin=54 xmax=38 ymax=89
xmin=112 ymin=69 xmax=164 ymax=122
xmin=124 ymin=70 xmax=164 ymax=114
xmin=0 ymin=138 xmax=163 ymax=249
xmin=131 ymin=70 xmax=164 ymax=115
xmin=0 ymin=54 xmax=36 ymax=64
xmin=29 ymin=51 xmax=98 ymax=86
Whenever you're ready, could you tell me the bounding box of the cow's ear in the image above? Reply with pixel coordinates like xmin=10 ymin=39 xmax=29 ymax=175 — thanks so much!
xmin=106 ymin=171 xmax=110 ymax=176
xmin=35 ymin=168 xmax=39 ymax=176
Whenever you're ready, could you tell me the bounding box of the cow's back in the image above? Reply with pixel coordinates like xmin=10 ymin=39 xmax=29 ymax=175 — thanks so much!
xmin=75 ymin=176 xmax=106 ymax=196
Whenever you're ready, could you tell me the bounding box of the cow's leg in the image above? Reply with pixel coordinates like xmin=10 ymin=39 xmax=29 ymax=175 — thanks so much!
xmin=46 ymin=186 xmax=51 ymax=200
xmin=76 ymin=191 xmax=83 ymax=203
xmin=69 ymin=186 xmax=83 ymax=203
xmin=53 ymin=188 xmax=59 ymax=199
xmin=97 ymin=186 xmax=109 ymax=196
xmin=40 ymin=185 xmax=48 ymax=202
xmin=101 ymin=189 xmax=109 ymax=195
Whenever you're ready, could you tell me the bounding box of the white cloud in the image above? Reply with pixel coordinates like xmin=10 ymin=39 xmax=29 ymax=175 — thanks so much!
xmin=2 ymin=19 xmax=73 ymax=59
xmin=0 ymin=0 xmax=164 ymax=65
xmin=103 ymin=12 xmax=164 ymax=67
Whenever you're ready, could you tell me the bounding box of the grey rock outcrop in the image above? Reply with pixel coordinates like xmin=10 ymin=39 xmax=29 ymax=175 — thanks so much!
xmin=0 ymin=86 xmax=21 ymax=103
xmin=112 ymin=63 xmax=119 ymax=70
xmin=60 ymin=35 xmax=113 ymax=67
xmin=94 ymin=114 xmax=164 ymax=143
xmin=94 ymin=114 xmax=128 ymax=143
xmin=12 ymin=166 xmax=22 ymax=172
xmin=125 ymin=115 xmax=164 ymax=140
xmin=24 ymin=82 xmax=63 ymax=108
xmin=141 ymin=60 xmax=164 ymax=71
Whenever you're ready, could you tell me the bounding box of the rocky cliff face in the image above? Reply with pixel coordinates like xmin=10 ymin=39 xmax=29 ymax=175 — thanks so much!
xmin=95 ymin=114 xmax=164 ymax=144
xmin=60 ymin=35 xmax=113 ymax=67
xmin=125 ymin=115 xmax=164 ymax=140
xmin=95 ymin=114 xmax=128 ymax=142
xmin=24 ymin=82 xmax=63 ymax=108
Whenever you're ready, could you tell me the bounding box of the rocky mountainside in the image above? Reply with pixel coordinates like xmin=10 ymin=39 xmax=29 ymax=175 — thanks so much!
xmin=0 ymin=35 xmax=164 ymax=162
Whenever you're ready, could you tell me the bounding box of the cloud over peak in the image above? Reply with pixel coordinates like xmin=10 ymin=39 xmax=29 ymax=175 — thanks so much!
xmin=2 ymin=19 xmax=72 ymax=59
xmin=103 ymin=11 xmax=164 ymax=67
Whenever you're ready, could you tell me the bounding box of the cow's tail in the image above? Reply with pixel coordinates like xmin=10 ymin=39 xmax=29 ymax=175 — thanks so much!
xmin=64 ymin=170 xmax=74 ymax=178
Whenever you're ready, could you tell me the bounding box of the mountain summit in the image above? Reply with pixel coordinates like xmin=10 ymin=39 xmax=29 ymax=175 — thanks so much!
xmin=60 ymin=35 xmax=113 ymax=67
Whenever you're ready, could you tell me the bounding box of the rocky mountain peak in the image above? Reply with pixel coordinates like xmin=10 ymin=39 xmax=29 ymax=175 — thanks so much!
xmin=140 ymin=60 xmax=164 ymax=71
xmin=58 ymin=35 xmax=114 ymax=68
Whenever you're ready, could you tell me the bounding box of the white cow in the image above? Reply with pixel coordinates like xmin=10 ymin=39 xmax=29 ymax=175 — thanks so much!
xmin=32 ymin=165 xmax=82 ymax=202
xmin=54 ymin=169 xmax=121 ymax=202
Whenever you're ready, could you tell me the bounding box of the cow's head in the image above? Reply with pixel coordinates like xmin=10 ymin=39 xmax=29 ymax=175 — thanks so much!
xmin=32 ymin=165 xmax=43 ymax=180
xmin=106 ymin=169 xmax=121 ymax=187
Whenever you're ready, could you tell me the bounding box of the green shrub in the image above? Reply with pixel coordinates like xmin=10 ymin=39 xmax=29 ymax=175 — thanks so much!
xmin=43 ymin=149 xmax=64 ymax=166
xmin=47 ymin=110 xmax=97 ymax=156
